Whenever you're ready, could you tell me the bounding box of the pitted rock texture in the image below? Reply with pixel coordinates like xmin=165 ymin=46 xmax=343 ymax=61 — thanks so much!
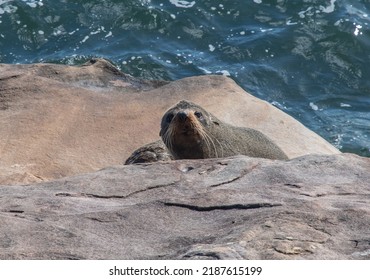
xmin=0 ymin=154 xmax=369 ymax=260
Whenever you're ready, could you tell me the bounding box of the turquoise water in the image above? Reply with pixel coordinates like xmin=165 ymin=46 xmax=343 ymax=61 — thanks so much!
xmin=1 ymin=0 xmax=369 ymax=156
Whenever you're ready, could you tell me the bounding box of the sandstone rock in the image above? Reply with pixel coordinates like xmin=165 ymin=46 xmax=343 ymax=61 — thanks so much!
xmin=0 ymin=59 xmax=339 ymax=185
xmin=1 ymin=59 xmax=361 ymax=261
xmin=0 ymin=153 xmax=369 ymax=259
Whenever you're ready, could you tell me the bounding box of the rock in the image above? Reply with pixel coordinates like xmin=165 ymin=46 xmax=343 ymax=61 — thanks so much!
xmin=0 ymin=153 xmax=369 ymax=259
xmin=0 ymin=59 xmax=339 ymax=185
xmin=2 ymin=59 xmax=359 ymax=260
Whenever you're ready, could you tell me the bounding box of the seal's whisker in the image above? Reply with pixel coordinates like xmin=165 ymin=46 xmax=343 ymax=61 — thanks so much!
xmin=190 ymin=119 xmax=211 ymax=157
xmin=210 ymin=133 xmax=225 ymax=158
xmin=163 ymin=124 xmax=174 ymax=154
xmin=197 ymin=119 xmax=226 ymax=158
xmin=199 ymin=124 xmax=219 ymax=158
xmin=208 ymin=131 xmax=225 ymax=158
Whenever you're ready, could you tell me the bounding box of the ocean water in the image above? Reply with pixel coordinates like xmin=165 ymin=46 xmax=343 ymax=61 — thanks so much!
xmin=0 ymin=0 xmax=369 ymax=156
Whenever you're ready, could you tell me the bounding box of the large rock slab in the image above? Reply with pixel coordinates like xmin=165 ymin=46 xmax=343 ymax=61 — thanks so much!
xmin=0 ymin=153 xmax=368 ymax=259
xmin=0 ymin=59 xmax=339 ymax=185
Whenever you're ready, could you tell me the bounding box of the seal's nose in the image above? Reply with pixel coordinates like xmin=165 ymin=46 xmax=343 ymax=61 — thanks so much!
xmin=177 ymin=112 xmax=187 ymax=122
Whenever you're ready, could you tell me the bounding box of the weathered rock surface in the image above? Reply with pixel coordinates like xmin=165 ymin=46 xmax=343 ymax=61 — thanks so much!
xmin=0 ymin=153 xmax=369 ymax=260
xmin=0 ymin=59 xmax=339 ymax=185
xmin=2 ymin=59 xmax=365 ymax=260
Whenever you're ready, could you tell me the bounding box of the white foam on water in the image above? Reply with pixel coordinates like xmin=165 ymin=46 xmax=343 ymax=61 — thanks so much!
xmin=334 ymin=19 xmax=343 ymax=26
xmin=0 ymin=4 xmax=17 ymax=16
xmin=298 ymin=7 xmax=313 ymax=19
xmin=26 ymin=2 xmax=37 ymax=8
xmin=271 ymin=101 xmax=287 ymax=110
xmin=286 ymin=20 xmax=298 ymax=26
xmin=354 ymin=24 xmax=363 ymax=36
xmin=253 ymin=0 xmax=262 ymax=4
xmin=320 ymin=0 xmax=336 ymax=14
xmin=81 ymin=35 xmax=89 ymax=43
xmin=105 ymin=31 xmax=112 ymax=38
xmin=260 ymin=28 xmax=273 ymax=33
xmin=68 ymin=29 xmax=78 ymax=35
xmin=182 ymin=26 xmax=203 ymax=38
xmin=340 ymin=103 xmax=351 ymax=108
xmin=0 ymin=0 xmax=13 ymax=7
xmin=217 ymin=70 xmax=231 ymax=76
xmin=309 ymin=102 xmax=319 ymax=111
xmin=169 ymin=0 xmax=195 ymax=8
xmin=208 ymin=44 xmax=215 ymax=52
xmin=333 ymin=133 xmax=343 ymax=149
xmin=52 ymin=25 xmax=65 ymax=36
xmin=198 ymin=67 xmax=212 ymax=74
xmin=90 ymin=29 xmax=101 ymax=35
xmin=44 ymin=15 xmax=60 ymax=24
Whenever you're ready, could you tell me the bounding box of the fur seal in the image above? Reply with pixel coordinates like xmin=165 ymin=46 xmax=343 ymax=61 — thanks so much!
xmin=160 ymin=100 xmax=288 ymax=160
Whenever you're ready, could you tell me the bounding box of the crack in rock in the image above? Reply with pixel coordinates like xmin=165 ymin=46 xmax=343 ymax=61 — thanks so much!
xmin=0 ymin=74 xmax=22 ymax=81
xmin=55 ymin=193 xmax=74 ymax=197
xmin=87 ymin=217 xmax=114 ymax=223
xmin=208 ymin=175 xmax=245 ymax=188
xmin=273 ymin=237 xmax=326 ymax=244
xmin=299 ymin=192 xmax=356 ymax=198
xmin=82 ymin=194 xmax=125 ymax=199
xmin=54 ymin=181 xmax=177 ymax=200
xmin=55 ymin=192 xmax=124 ymax=199
xmin=121 ymin=182 xmax=177 ymax=199
xmin=351 ymin=239 xmax=370 ymax=248
xmin=163 ymin=202 xmax=282 ymax=212
xmin=5 ymin=210 xmax=25 ymax=214
xmin=284 ymin=183 xmax=302 ymax=189
xmin=209 ymin=164 xmax=259 ymax=188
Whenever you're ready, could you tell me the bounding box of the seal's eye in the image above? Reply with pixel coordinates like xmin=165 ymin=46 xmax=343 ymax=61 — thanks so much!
xmin=166 ymin=113 xmax=174 ymax=123
xmin=194 ymin=111 xmax=203 ymax=119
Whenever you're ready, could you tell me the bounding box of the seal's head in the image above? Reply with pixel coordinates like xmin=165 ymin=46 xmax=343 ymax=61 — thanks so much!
xmin=159 ymin=100 xmax=219 ymax=159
